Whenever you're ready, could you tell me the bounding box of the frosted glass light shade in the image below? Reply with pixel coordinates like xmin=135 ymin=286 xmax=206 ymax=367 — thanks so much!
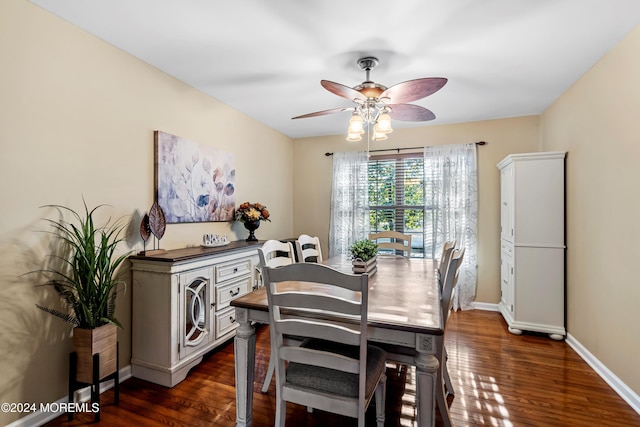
xmin=348 ymin=114 xmax=365 ymax=134
xmin=375 ymin=113 xmax=393 ymax=133
xmin=372 ymin=130 xmax=388 ymax=141
xmin=346 ymin=132 xmax=362 ymax=142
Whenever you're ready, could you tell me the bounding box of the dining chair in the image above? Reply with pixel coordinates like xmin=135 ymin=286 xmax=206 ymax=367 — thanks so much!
xmin=437 ymin=240 xmax=457 ymax=290
xmin=439 ymin=247 xmax=464 ymax=407
xmin=258 ymin=239 xmax=297 ymax=393
xmin=258 ymin=239 xmax=296 ymax=268
xmin=262 ymin=262 xmax=387 ymax=427
xmin=372 ymin=248 xmax=464 ymax=427
xmin=437 ymin=239 xmax=456 ymax=396
xmin=369 ymin=230 xmax=412 ymax=258
xmin=295 ymin=234 xmax=323 ymax=263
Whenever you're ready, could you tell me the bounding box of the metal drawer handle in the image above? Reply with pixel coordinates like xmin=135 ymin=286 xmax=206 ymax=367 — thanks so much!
xmin=233 ymin=267 xmax=239 ymax=273
xmin=229 ymin=316 xmax=236 ymax=324
xmin=229 ymin=288 xmax=240 ymax=297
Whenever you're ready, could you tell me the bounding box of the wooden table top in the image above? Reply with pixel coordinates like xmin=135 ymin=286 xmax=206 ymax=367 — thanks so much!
xmin=232 ymin=256 xmax=443 ymax=335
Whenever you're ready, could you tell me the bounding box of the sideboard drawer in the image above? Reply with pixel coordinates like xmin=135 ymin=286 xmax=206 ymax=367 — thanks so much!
xmin=215 ymin=258 xmax=253 ymax=283
xmin=216 ymin=276 xmax=251 ymax=310
xmin=216 ymin=306 xmax=239 ymax=339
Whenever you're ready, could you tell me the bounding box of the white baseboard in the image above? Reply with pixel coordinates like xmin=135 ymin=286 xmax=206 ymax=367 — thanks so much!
xmin=7 ymin=365 xmax=132 ymax=427
xmin=566 ymin=334 xmax=640 ymax=414
xmin=473 ymin=305 xmax=640 ymax=416
xmin=472 ymin=301 xmax=499 ymax=311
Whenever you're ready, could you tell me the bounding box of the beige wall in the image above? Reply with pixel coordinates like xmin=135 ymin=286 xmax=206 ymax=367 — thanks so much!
xmin=3 ymin=0 xmax=639 ymax=424
xmin=0 ymin=1 xmax=293 ymax=424
xmin=541 ymin=26 xmax=640 ymax=394
xmin=292 ymin=116 xmax=541 ymax=305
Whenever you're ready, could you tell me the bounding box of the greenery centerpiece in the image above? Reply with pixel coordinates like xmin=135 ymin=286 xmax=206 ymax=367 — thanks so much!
xmin=349 ymin=239 xmax=378 ymax=275
xmin=235 ymin=202 xmax=270 ymax=242
xmin=35 ymin=200 xmax=130 ymax=382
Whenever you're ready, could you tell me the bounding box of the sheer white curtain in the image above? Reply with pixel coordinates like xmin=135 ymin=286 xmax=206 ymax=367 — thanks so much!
xmin=424 ymin=143 xmax=478 ymax=310
xmin=329 ymin=151 xmax=370 ymax=257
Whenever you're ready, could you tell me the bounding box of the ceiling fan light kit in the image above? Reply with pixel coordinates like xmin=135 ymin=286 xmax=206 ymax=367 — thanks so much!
xmin=372 ymin=130 xmax=388 ymax=141
xmin=292 ymin=56 xmax=447 ymax=143
xmin=348 ymin=113 xmax=365 ymax=134
xmin=374 ymin=112 xmax=393 ymax=133
xmin=346 ymin=132 xmax=363 ymax=143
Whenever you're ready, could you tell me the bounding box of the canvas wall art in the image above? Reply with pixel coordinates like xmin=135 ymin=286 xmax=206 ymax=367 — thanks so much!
xmin=155 ymin=130 xmax=235 ymax=223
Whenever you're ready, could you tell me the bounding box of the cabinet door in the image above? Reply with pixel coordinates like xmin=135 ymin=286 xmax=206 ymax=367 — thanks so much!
xmin=500 ymin=252 xmax=514 ymax=315
xmin=179 ymin=268 xmax=213 ymax=359
xmin=500 ymin=164 xmax=514 ymax=242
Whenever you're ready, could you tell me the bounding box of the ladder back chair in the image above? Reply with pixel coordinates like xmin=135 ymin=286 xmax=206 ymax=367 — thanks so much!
xmin=437 ymin=247 xmax=465 ymax=423
xmin=258 ymin=239 xmax=297 ymax=392
xmin=258 ymin=239 xmax=296 ymax=268
xmin=369 ymin=230 xmax=412 ymax=259
xmin=262 ymin=263 xmax=387 ymax=427
xmin=295 ymin=234 xmax=323 ymax=263
xmin=372 ymin=247 xmax=464 ymax=427
xmin=437 ymin=240 xmax=457 ymax=291
xmin=436 ymin=240 xmax=457 ymax=394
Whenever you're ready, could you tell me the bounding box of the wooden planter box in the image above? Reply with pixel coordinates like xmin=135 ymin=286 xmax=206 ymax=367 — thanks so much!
xmin=352 ymin=256 xmax=377 ymax=276
xmin=73 ymin=323 xmax=118 ymax=384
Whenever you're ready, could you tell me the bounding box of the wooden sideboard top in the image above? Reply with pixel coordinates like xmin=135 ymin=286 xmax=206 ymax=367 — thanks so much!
xmin=129 ymin=240 xmax=264 ymax=263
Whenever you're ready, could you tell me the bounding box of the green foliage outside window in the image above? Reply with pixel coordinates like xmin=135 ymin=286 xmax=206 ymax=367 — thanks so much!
xmin=368 ymin=156 xmax=429 ymax=257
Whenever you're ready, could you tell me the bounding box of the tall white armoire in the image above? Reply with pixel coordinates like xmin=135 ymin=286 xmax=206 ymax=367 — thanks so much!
xmin=497 ymin=151 xmax=566 ymax=340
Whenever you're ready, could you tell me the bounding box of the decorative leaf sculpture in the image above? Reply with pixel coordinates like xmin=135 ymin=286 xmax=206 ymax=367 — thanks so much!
xmin=149 ymin=201 xmax=166 ymax=240
xmin=140 ymin=213 xmax=151 ymax=242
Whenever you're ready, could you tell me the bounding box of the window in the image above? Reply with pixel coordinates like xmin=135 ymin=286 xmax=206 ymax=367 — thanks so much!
xmin=367 ymin=144 xmax=478 ymax=309
xmin=368 ymin=153 xmax=430 ymax=258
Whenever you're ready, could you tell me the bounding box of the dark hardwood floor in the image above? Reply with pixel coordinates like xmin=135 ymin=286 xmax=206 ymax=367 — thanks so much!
xmin=44 ymin=310 xmax=640 ymax=426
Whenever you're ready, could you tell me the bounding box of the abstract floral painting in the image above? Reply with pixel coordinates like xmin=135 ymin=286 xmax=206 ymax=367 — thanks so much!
xmin=155 ymin=130 xmax=235 ymax=223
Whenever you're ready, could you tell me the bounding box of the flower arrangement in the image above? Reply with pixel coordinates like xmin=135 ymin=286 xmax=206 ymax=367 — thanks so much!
xmin=234 ymin=202 xmax=271 ymax=223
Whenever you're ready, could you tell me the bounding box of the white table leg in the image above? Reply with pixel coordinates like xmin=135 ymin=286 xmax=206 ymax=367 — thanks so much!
xmin=414 ymin=334 xmax=439 ymax=427
xmin=234 ymin=308 xmax=256 ymax=427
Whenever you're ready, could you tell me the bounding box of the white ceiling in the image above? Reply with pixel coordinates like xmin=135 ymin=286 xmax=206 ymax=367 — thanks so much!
xmin=29 ymin=0 xmax=640 ymax=139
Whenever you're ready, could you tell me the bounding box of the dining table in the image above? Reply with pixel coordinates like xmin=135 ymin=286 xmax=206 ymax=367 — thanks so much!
xmin=231 ymin=255 xmax=444 ymax=427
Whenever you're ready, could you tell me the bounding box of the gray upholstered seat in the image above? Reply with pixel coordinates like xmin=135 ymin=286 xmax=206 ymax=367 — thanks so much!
xmin=287 ymin=339 xmax=386 ymax=398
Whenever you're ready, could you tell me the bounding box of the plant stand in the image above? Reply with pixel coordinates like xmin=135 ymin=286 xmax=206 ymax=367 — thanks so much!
xmin=352 ymin=256 xmax=377 ymax=276
xmin=68 ymin=342 xmax=120 ymax=422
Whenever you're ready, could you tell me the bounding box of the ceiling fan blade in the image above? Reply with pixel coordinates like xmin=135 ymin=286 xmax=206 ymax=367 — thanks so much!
xmin=291 ymin=107 xmax=354 ymax=120
xmin=381 ymin=78 xmax=447 ymax=104
xmin=388 ymin=104 xmax=436 ymax=122
xmin=321 ymin=80 xmax=367 ymax=102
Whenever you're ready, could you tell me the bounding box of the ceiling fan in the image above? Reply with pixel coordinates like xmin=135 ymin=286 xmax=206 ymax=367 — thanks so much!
xmin=292 ymin=56 xmax=447 ymax=141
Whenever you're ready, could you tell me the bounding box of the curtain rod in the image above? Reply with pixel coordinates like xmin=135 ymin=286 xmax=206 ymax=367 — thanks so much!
xmin=324 ymin=140 xmax=486 ymax=156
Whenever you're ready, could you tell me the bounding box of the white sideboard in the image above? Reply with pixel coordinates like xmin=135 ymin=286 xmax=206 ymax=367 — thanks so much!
xmin=129 ymin=241 xmax=262 ymax=387
xmin=497 ymin=152 xmax=566 ymax=340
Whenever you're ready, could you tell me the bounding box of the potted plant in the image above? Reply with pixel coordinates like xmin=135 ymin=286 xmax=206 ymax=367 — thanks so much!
xmin=349 ymin=239 xmax=378 ymax=275
xmin=35 ymin=200 xmax=130 ymax=383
